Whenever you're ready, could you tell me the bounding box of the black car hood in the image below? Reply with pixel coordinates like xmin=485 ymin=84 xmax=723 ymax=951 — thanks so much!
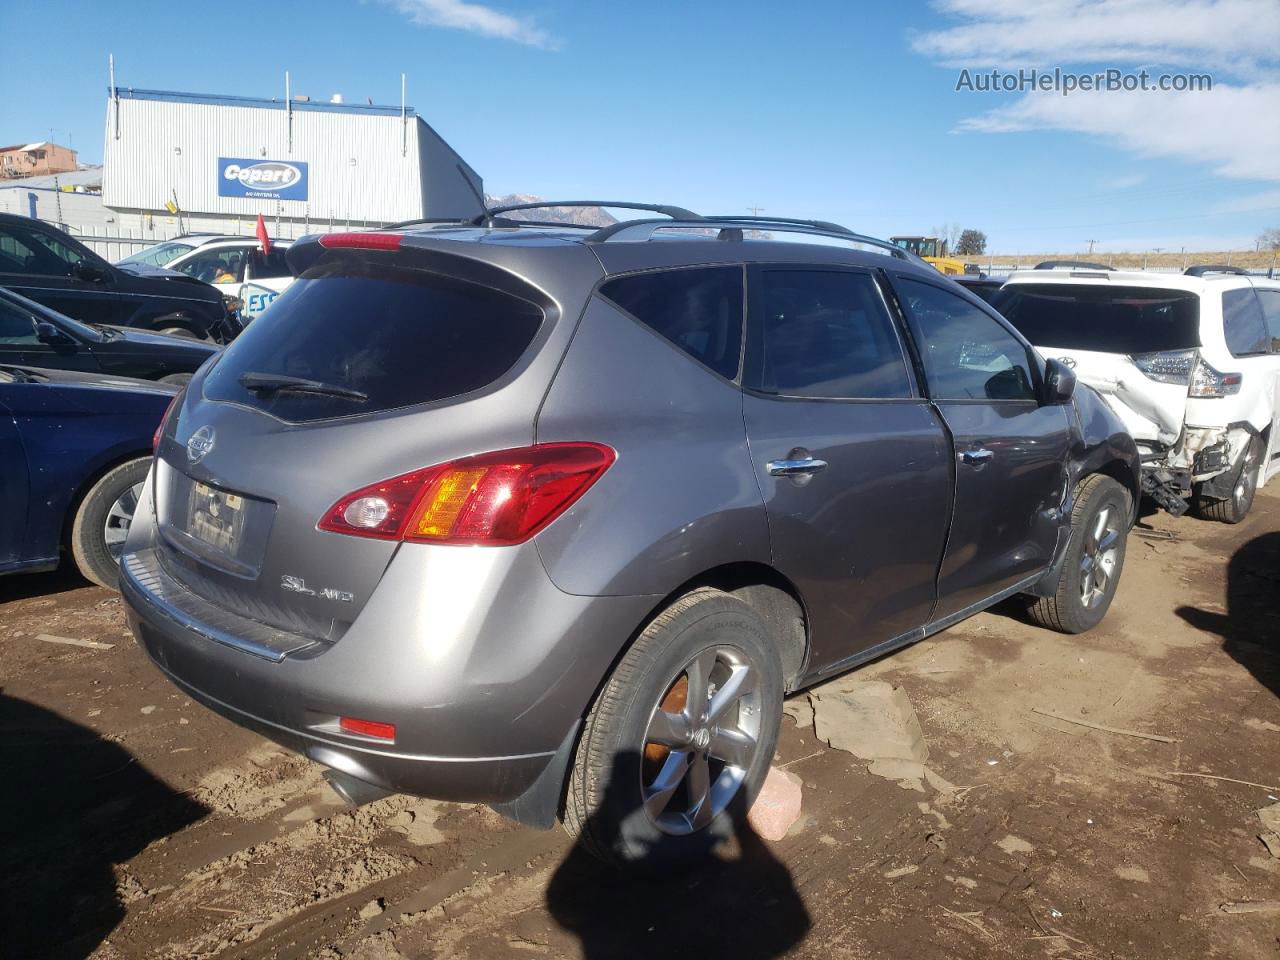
xmin=117 ymin=263 xmax=221 ymax=291
xmin=1 ymin=364 xmax=180 ymax=397
xmin=101 ymin=325 xmax=221 ymax=355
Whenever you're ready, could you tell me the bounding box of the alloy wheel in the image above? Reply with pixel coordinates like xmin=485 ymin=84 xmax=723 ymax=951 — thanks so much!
xmin=1233 ymin=442 xmax=1260 ymax=514
xmin=640 ymin=646 xmax=762 ymax=836
xmin=1079 ymin=503 xmax=1121 ymax=609
xmin=104 ymin=482 xmax=144 ymax=560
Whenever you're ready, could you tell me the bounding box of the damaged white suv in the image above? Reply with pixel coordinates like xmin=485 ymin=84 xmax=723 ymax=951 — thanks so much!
xmin=995 ymin=266 xmax=1280 ymax=522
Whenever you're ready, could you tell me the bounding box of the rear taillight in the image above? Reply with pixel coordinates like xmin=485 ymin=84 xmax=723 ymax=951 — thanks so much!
xmin=318 ymin=443 xmax=616 ymax=545
xmin=1189 ymin=357 xmax=1242 ymax=397
xmin=317 ymin=232 xmax=402 ymax=251
xmin=153 ymin=393 xmax=181 ymax=450
xmin=1131 ymin=349 xmax=1196 ymax=385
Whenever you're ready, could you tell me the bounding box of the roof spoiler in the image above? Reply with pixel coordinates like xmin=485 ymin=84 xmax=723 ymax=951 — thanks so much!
xmin=1184 ymin=264 xmax=1251 ymax=277
xmin=1034 ymin=260 xmax=1114 ymax=271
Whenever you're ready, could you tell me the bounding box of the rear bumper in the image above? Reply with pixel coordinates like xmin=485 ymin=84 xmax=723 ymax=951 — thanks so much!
xmin=120 ymin=508 xmax=657 ymax=805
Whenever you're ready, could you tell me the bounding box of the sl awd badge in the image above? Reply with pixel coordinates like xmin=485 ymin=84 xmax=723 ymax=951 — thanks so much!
xmin=281 ymin=575 xmax=354 ymax=603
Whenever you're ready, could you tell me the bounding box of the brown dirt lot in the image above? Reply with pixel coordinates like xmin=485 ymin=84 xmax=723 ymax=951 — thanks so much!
xmin=2 ymin=489 xmax=1278 ymax=960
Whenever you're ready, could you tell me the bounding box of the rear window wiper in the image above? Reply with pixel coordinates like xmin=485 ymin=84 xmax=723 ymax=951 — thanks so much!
xmin=238 ymin=372 xmax=368 ymax=402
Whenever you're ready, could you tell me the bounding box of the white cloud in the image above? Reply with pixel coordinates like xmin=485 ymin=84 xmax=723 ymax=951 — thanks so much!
xmin=1212 ymin=188 xmax=1280 ymax=214
xmin=378 ymin=0 xmax=558 ymax=48
xmin=915 ymin=0 xmax=1280 ymax=183
xmin=956 ymin=82 xmax=1280 ymax=181
xmin=913 ymin=0 xmax=1279 ymax=79
xmin=1105 ymin=173 xmax=1147 ymax=189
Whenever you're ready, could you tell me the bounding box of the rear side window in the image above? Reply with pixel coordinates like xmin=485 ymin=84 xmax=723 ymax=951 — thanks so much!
xmin=203 ymin=256 xmax=543 ymax=422
xmin=994 ymin=284 xmax=1200 ymax=353
xmin=1255 ymin=288 xmax=1280 ymax=353
xmin=600 ymin=266 xmax=743 ymax=379
xmin=1222 ymin=287 xmax=1270 ymax=357
xmin=248 ymin=248 xmax=291 ymax=279
xmin=897 ymin=278 xmax=1037 ymax=402
xmin=746 ymin=269 xmax=912 ymax=399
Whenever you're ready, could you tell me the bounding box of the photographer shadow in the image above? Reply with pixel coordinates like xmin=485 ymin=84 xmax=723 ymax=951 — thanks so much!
xmin=0 ymin=692 xmax=208 ymax=959
xmin=546 ymin=750 xmax=810 ymax=959
xmin=1176 ymin=531 xmax=1280 ymax=699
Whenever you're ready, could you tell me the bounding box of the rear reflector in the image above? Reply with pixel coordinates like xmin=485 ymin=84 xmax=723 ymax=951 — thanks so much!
xmin=317 ymin=232 xmax=403 ymax=251
xmin=339 ymin=716 xmax=397 ymax=741
xmin=318 ymin=443 xmax=616 ymax=545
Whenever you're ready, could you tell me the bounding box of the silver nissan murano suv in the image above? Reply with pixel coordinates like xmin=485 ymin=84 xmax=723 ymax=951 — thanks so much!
xmin=123 ymin=202 xmax=1140 ymax=865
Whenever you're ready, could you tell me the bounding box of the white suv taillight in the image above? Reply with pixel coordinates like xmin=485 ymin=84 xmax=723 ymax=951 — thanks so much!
xmin=1131 ymin=349 xmax=1196 ymax=385
xmin=1188 ymin=357 xmax=1242 ymax=397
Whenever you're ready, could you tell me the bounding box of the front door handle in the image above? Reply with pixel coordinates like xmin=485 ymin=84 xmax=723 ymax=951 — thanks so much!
xmin=767 ymin=457 xmax=828 ymax=477
xmin=961 ymin=448 xmax=994 ymax=466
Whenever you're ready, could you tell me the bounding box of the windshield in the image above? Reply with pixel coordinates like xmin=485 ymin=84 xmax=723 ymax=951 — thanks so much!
xmin=118 ymin=241 xmax=196 ymax=268
xmin=993 ymin=284 xmax=1201 ymax=354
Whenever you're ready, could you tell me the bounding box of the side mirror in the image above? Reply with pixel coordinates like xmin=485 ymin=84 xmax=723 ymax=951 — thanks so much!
xmin=1043 ymin=358 xmax=1076 ymax=404
xmin=36 ymin=321 xmax=74 ymax=345
xmin=73 ymin=259 xmax=111 ymax=283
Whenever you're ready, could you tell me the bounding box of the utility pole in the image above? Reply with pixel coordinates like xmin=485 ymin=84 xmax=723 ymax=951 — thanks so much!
xmin=747 ymin=206 xmax=765 ymax=217
xmin=1086 ymin=239 xmax=1098 ymax=254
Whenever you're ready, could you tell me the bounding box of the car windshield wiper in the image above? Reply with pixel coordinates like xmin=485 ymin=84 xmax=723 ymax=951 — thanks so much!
xmin=238 ymin=372 xmax=368 ymax=402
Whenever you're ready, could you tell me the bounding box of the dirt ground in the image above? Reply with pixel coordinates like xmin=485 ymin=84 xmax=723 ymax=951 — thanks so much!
xmin=2 ymin=489 xmax=1278 ymax=960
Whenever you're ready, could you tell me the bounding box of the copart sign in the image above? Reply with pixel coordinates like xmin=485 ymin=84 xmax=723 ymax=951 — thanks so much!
xmin=218 ymin=158 xmax=308 ymax=201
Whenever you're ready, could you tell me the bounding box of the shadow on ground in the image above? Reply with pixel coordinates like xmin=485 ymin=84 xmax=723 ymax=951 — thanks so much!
xmin=546 ymin=751 xmax=810 ymax=959
xmin=0 ymin=564 xmax=93 ymax=604
xmin=1176 ymin=531 xmax=1280 ymax=699
xmin=0 ymin=692 xmax=208 ymax=959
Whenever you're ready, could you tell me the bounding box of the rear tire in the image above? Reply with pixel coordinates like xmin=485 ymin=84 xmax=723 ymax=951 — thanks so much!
xmin=563 ymin=588 xmax=784 ymax=868
xmin=1198 ymin=435 xmax=1262 ymax=524
xmin=1027 ymin=474 xmax=1130 ymax=634
xmin=70 ymin=458 xmax=150 ymax=590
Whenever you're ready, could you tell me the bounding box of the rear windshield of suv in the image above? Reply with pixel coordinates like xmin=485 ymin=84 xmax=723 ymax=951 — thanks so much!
xmin=203 ymin=256 xmax=544 ymax=422
xmin=992 ymin=284 xmax=1200 ymax=354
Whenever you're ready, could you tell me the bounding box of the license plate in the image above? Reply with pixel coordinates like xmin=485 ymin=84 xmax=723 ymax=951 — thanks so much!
xmin=189 ymin=481 xmax=245 ymax=554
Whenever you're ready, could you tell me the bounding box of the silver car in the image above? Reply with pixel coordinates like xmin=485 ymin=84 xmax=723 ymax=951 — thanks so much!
xmin=122 ymin=203 xmax=1140 ymax=864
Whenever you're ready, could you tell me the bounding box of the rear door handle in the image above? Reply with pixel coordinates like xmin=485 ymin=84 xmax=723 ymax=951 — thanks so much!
xmin=767 ymin=457 xmax=828 ymax=477
xmin=961 ymin=448 xmax=994 ymax=466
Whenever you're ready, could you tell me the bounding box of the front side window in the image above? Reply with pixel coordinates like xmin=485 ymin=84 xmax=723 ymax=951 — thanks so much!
xmin=1254 ymin=288 xmax=1280 ymax=353
xmin=0 ymin=300 xmax=38 ymax=343
xmin=600 ymin=266 xmax=743 ymax=380
xmin=0 ymin=225 xmax=78 ymax=277
xmin=746 ymin=269 xmax=913 ymax=399
xmin=176 ymin=247 xmax=249 ymax=284
xmin=898 ymin=277 xmax=1037 ymax=402
xmin=1222 ymin=287 xmax=1271 ymax=357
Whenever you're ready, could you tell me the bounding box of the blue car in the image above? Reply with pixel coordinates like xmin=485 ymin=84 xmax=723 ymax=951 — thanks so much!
xmin=0 ymin=365 xmax=178 ymax=588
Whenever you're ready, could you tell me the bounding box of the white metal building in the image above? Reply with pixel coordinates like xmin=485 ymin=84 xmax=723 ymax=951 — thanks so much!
xmin=100 ymin=87 xmax=484 ymax=237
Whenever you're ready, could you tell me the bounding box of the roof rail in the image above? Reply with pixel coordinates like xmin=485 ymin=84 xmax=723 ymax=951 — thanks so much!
xmin=473 ymin=200 xmax=701 ymax=228
xmin=1184 ymin=264 xmax=1250 ymax=277
xmin=1034 ymin=260 xmax=1114 ymax=271
xmin=587 ymin=217 xmax=913 ymax=261
xmin=701 ymin=214 xmax=856 ymax=236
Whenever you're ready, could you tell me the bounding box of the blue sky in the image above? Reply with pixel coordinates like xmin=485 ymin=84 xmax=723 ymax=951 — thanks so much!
xmin=2 ymin=0 xmax=1278 ymax=252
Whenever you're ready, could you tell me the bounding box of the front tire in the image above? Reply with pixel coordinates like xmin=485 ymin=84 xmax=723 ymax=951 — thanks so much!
xmin=1198 ymin=435 xmax=1263 ymax=524
xmin=563 ymin=588 xmax=784 ymax=868
xmin=1027 ymin=474 xmax=1130 ymax=634
xmin=70 ymin=458 xmax=150 ymax=590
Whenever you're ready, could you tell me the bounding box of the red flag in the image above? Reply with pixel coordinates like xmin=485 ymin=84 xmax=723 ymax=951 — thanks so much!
xmin=255 ymin=214 xmax=271 ymax=254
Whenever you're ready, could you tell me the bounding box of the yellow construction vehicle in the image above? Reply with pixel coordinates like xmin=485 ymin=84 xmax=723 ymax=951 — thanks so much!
xmin=889 ymin=236 xmax=965 ymax=276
